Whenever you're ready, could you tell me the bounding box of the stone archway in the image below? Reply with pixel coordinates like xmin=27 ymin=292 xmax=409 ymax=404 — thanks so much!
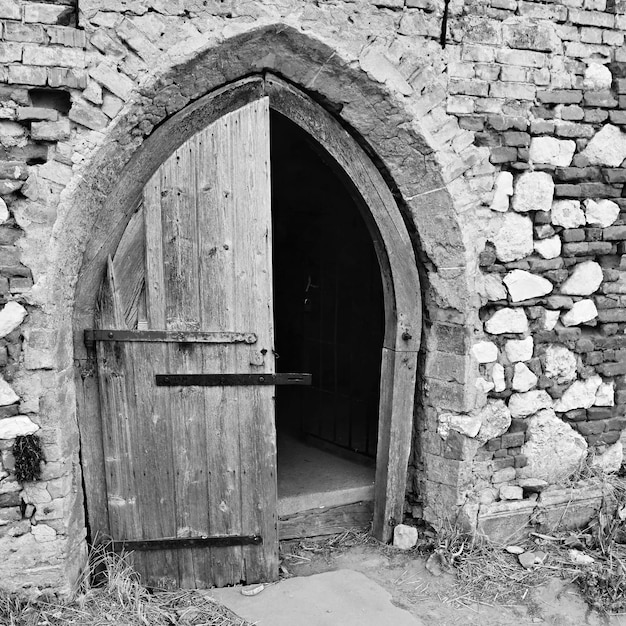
xmin=49 ymin=24 xmax=470 ymax=548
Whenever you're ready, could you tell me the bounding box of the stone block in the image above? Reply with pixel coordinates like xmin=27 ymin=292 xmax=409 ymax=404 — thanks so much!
xmin=512 ymin=171 xmax=554 ymax=213
xmin=22 ymin=44 xmax=85 ymax=68
xmin=0 ymin=0 xmax=20 ymax=20
xmin=581 ymin=124 xmax=626 ymax=167
xmin=68 ymin=100 xmax=108 ymax=131
xmin=560 ymin=260 xmax=603 ymax=295
xmin=23 ymin=3 xmax=73 ymax=25
xmin=477 ymin=499 xmax=537 ymax=542
xmin=537 ymin=90 xmax=582 ymax=104
xmin=89 ymin=62 xmax=135 ymax=101
xmin=503 ymin=270 xmax=553 ymax=302
xmin=46 ymin=26 xmax=86 ymax=48
xmin=529 ymin=137 xmax=576 ymax=167
xmin=3 ymin=22 xmax=44 ymax=43
xmin=30 ymin=119 xmax=70 ymax=141
xmin=0 ymin=42 xmax=22 ymax=63
xmin=502 ymin=18 xmax=560 ymax=52
xmin=47 ymin=67 xmax=88 ymax=89
xmin=7 ymin=65 xmax=47 ymax=86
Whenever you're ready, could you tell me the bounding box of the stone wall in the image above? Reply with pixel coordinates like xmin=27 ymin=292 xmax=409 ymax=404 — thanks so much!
xmin=0 ymin=0 xmax=624 ymax=593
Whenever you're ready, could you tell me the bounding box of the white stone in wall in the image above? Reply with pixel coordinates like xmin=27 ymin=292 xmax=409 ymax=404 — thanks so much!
xmin=561 ymin=299 xmax=598 ymax=326
xmin=529 ymin=137 xmax=576 ymax=167
xmin=500 ymin=485 xmax=523 ymax=500
xmin=359 ymin=48 xmax=413 ymax=96
xmin=542 ymin=310 xmax=560 ymax=331
xmin=0 ymin=374 xmax=19 ymax=406
xmin=503 ymin=269 xmax=553 ymax=302
xmin=508 ymin=390 xmax=553 ymax=418
xmin=581 ymin=124 xmax=626 ymax=167
xmin=513 ymin=362 xmax=538 ymax=392
xmin=512 ymin=171 xmax=554 ymax=213
xmin=0 ymin=197 xmax=9 ymax=225
xmin=504 ymin=336 xmax=534 ymax=363
xmin=485 ymin=308 xmax=529 ymax=334
xmin=594 ymin=381 xmax=615 ymax=407
xmin=490 ymin=171 xmax=513 ymax=212
xmin=448 ymin=412 xmax=482 ymax=438
xmin=476 ymin=399 xmax=512 ymax=443
xmin=591 ymin=442 xmax=623 ymax=473
xmin=554 ymin=375 xmax=602 ymax=412
xmin=583 ymin=63 xmax=612 ymax=91
xmin=484 ymin=274 xmax=507 ymax=301
xmin=0 ymin=416 xmax=39 ymax=439
xmin=544 ymin=345 xmax=577 ymax=384
xmin=584 ymin=199 xmax=620 ymax=228
xmin=492 ymin=363 xmax=506 ymax=392
xmin=472 ymin=341 xmax=498 ymax=363
xmin=519 ymin=409 xmax=587 ymax=482
xmin=492 ymin=213 xmax=534 ymax=262
xmin=22 ymin=483 xmax=51 ymax=505
xmin=0 ymin=301 xmax=27 ymax=339
xmin=551 ymin=200 xmax=585 ymax=228
xmin=32 ymin=524 xmax=56 ymax=543
xmin=534 ymin=235 xmax=561 ymax=260
xmin=560 ymin=261 xmax=603 ymax=296
xmin=475 ymin=377 xmax=495 ymax=398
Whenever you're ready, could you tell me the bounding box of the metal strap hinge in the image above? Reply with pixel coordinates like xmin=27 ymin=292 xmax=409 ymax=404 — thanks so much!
xmin=111 ymin=535 xmax=263 ymax=552
xmin=155 ymin=373 xmax=312 ymax=387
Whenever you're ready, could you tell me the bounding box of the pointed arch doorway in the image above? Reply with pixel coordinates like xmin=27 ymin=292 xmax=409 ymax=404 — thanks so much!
xmin=80 ymin=74 xmax=421 ymax=589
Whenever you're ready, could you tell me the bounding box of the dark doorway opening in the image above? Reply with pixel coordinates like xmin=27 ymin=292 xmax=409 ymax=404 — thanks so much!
xmin=271 ymin=111 xmax=385 ymax=531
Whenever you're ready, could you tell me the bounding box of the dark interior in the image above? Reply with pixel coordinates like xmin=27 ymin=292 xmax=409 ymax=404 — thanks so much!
xmin=271 ymin=111 xmax=384 ymax=461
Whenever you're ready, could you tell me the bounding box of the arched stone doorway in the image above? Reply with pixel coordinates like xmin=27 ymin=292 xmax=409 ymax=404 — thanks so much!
xmin=62 ymin=26 xmax=471 ymax=587
xmin=76 ymin=74 xmax=421 ymax=559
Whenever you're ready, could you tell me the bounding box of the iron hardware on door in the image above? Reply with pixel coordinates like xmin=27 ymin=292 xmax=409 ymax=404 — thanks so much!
xmin=110 ymin=535 xmax=263 ymax=552
xmin=156 ymin=373 xmax=312 ymax=387
xmin=84 ymin=329 xmax=257 ymax=348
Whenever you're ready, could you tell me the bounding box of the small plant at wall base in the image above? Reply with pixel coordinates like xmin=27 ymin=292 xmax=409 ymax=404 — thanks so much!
xmin=12 ymin=434 xmax=45 ymax=483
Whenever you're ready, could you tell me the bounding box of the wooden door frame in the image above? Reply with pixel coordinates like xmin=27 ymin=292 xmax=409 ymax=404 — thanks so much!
xmin=76 ymin=74 xmax=421 ymax=545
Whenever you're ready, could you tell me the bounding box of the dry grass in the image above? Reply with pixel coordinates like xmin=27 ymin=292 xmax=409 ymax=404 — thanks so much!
xmin=0 ymin=545 xmax=253 ymax=626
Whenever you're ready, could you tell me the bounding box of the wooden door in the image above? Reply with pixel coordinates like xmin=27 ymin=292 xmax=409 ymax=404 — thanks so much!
xmin=91 ymin=98 xmax=278 ymax=588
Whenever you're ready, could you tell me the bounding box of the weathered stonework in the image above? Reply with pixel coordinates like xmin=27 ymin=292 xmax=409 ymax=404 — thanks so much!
xmin=0 ymin=0 xmax=624 ymax=593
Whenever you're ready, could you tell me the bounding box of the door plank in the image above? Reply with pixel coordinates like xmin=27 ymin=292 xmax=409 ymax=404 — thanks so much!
xmin=144 ymin=173 xmax=166 ymax=328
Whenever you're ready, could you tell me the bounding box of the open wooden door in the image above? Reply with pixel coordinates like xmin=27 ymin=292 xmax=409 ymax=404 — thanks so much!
xmin=89 ymin=98 xmax=283 ymax=588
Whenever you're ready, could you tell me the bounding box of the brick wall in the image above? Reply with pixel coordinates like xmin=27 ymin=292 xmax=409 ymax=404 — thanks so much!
xmin=0 ymin=0 xmax=624 ymax=592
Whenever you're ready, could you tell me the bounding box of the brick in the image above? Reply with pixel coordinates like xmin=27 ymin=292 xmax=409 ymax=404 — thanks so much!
xmin=3 ymin=22 xmax=44 ymax=43
xmin=0 ymin=42 xmax=21 ymax=63
xmin=117 ymin=18 xmax=160 ymax=64
xmin=23 ymin=3 xmax=73 ymax=25
xmin=583 ymin=90 xmax=618 ymax=108
xmin=23 ymin=44 xmax=85 ymax=68
xmin=568 ymin=9 xmax=614 ymax=27
xmin=603 ymin=226 xmax=626 ymax=241
xmin=595 ymin=359 xmax=626 ymax=374
xmin=7 ymin=65 xmax=46 ymax=86
xmin=587 ymin=406 xmax=614 ymax=420
xmin=16 ymin=107 xmax=58 ymax=122
xmin=433 ymin=323 xmax=466 ymax=355
xmin=504 ymin=131 xmax=530 ymax=147
xmin=45 ymin=26 xmax=86 ymax=48
xmin=554 ymin=184 xmax=582 ymax=197
xmin=500 ymin=431 xmax=525 ymax=448
xmin=580 ymin=26 xmax=603 ymax=44
xmin=0 ymin=0 xmax=20 ymax=20
xmin=604 ymin=169 xmax=626 ymax=183
xmin=514 ymin=454 xmax=528 ymax=468
xmin=490 ymin=82 xmax=536 ymax=100
xmin=538 ymin=90 xmax=583 ymax=104
xmin=518 ymin=1 xmax=568 ymax=20
xmin=490 ymin=147 xmax=518 ymax=163
xmin=599 ymin=431 xmax=620 ymax=444
xmin=576 ymin=420 xmax=606 ymax=436
xmin=560 ymin=105 xmax=584 ymax=121
xmin=89 ymin=63 xmax=135 ymax=101
xmin=609 ymin=111 xmax=626 ymax=125
xmin=0 ymin=162 xmax=27 ymax=180
xmin=495 ymin=49 xmax=546 ymax=68
xmin=47 ymin=67 xmax=88 ymax=89
xmin=101 ymin=94 xmax=123 ymax=119
xmin=30 ymin=119 xmax=70 ymax=141
xmin=584 ymin=109 xmax=609 ymax=123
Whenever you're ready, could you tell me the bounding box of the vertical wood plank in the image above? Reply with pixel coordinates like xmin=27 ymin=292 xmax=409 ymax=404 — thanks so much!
xmin=144 ymin=173 xmax=166 ymax=328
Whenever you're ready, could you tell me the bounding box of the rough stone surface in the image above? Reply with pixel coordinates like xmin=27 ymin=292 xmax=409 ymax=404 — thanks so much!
xmin=508 ymin=390 xmax=553 ymax=418
xmin=513 ymin=362 xmax=538 ymax=392
xmin=584 ymin=199 xmax=620 ymax=228
xmin=490 ymin=171 xmax=513 ymax=212
xmin=591 ymin=442 xmax=623 ymax=473
xmin=554 ymin=375 xmax=602 ymax=413
xmin=529 ymin=137 xmax=575 ymax=167
xmin=543 ymin=310 xmax=560 ymax=331
xmin=503 ymin=270 xmax=553 ymax=302
xmin=492 ymin=363 xmax=506 ymax=392
xmin=483 ymin=274 xmax=507 ymax=301
xmin=561 ymin=299 xmax=598 ymax=326
xmin=476 ymin=399 xmax=512 ymax=443
xmin=485 ymin=308 xmax=528 ymax=335
xmin=511 ymin=172 xmax=554 ymax=213
xmin=534 ymin=236 xmax=561 ymax=260
xmin=0 ymin=374 xmax=19 ymax=406
xmin=594 ymin=382 xmax=614 ymax=407
xmin=0 ymin=302 xmax=27 ymax=339
xmin=491 ymin=212 xmax=534 ymax=262
xmin=472 ymin=341 xmax=498 ymax=363
xmin=393 ymin=524 xmax=419 ymax=550
xmin=500 ymin=485 xmax=523 ymax=501
xmin=504 ymin=336 xmax=534 ymax=363
xmin=560 ymin=261 xmax=603 ymax=296
xmin=583 ymin=63 xmax=612 ymax=91
xmin=544 ymin=345 xmax=577 ymax=385
xmin=581 ymin=124 xmax=626 ymax=167
xmin=520 ymin=409 xmax=588 ymax=482
xmin=0 ymin=416 xmax=39 ymax=439
xmin=551 ymin=200 xmax=585 ymax=229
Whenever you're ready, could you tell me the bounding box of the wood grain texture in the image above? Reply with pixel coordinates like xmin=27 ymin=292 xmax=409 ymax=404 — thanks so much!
xmin=278 ymin=501 xmax=373 ymax=540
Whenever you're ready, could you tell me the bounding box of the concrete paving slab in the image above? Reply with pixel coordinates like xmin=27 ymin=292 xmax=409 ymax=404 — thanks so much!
xmin=209 ymin=569 xmax=424 ymax=626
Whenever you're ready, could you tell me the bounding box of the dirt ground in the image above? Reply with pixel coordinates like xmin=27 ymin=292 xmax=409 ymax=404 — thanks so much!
xmin=279 ymin=541 xmax=626 ymax=626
